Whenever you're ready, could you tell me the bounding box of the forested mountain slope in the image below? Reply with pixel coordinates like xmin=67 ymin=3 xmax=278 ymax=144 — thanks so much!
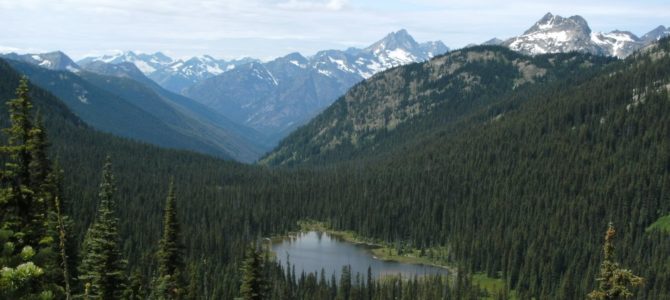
xmin=262 ymin=46 xmax=614 ymax=166
xmin=0 ymin=59 xmax=296 ymax=297
xmin=2 ymin=38 xmax=670 ymax=298
xmin=256 ymin=38 xmax=670 ymax=298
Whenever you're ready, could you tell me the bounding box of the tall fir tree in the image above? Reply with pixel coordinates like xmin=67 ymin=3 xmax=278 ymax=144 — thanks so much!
xmin=124 ymin=270 xmax=148 ymax=300
xmin=78 ymin=156 xmax=127 ymax=299
xmin=0 ymin=77 xmax=66 ymax=299
xmin=1 ymin=77 xmax=36 ymax=242
xmin=184 ymin=264 xmax=200 ymax=300
xmin=154 ymin=179 xmax=186 ymax=299
xmin=44 ymin=164 xmax=73 ymax=300
xmin=588 ymin=223 xmax=644 ymax=299
xmin=240 ymin=245 xmax=267 ymax=300
xmin=28 ymin=115 xmax=65 ymax=296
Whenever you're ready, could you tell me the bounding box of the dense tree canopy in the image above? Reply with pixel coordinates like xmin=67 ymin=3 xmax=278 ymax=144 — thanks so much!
xmin=1 ymin=38 xmax=670 ymax=299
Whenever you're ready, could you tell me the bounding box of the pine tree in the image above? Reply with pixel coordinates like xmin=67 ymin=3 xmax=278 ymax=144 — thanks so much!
xmin=0 ymin=77 xmax=64 ymax=299
xmin=28 ymin=114 xmax=50 ymax=193
xmin=29 ymin=119 xmax=73 ymax=299
xmin=154 ymin=179 xmax=186 ymax=299
xmin=184 ymin=264 xmax=200 ymax=300
xmin=78 ymin=157 xmax=127 ymax=299
xmin=1 ymin=77 xmax=37 ymax=242
xmin=240 ymin=245 xmax=267 ymax=300
xmin=124 ymin=270 xmax=148 ymax=300
xmin=4 ymin=76 xmax=33 ymax=187
xmin=587 ymin=223 xmax=644 ymax=299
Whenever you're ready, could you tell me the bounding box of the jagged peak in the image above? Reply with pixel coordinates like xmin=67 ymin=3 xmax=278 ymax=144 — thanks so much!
xmin=525 ymin=13 xmax=591 ymax=35
xmin=365 ymin=29 xmax=420 ymax=53
xmin=607 ymin=30 xmax=640 ymax=40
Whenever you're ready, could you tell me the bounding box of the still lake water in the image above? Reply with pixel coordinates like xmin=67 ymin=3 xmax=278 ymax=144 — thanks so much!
xmin=271 ymin=231 xmax=449 ymax=279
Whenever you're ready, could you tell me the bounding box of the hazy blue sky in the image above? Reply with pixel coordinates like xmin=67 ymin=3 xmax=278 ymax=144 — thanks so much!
xmin=1 ymin=0 xmax=668 ymax=60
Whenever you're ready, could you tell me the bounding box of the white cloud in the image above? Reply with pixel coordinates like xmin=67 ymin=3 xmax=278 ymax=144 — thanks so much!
xmin=276 ymin=0 xmax=350 ymax=11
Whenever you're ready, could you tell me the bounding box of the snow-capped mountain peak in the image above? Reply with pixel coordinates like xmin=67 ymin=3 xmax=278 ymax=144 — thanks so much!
xmin=357 ymin=29 xmax=447 ymax=73
xmin=79 ymin=51 xmax=174 ymax=74
xmin=0 ymin=51 xmax=81 ymax=72
xmin=526 ymin=13 xmax=590 ymax=35
xmin=365 ymin=29 xmax=420 ymax=55
xmin=183 ymin=30 xmax=449 ymax=138
xmin=504 ymin=13 xmax=599 ymax=56
xmin=278 ymin=52 xmax=309 ymax=69
xmin=78 ymin=51 xmax=259 ymax=93
xmin=591 ymin=30 xmax=642 ymax=58
xmin=502 ymin=12 xmax=664 ymax=58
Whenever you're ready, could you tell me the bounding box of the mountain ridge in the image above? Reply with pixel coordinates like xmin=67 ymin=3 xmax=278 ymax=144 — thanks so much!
xmin=1 ymin=54 xmax=266 ymax=162
xmin=261 ymin=45 xmax=615 ymax=166
xmin=183 ymin=29 xmax=450 ymax=143
xmin=502 ymin=12 xmax=667 ymax=58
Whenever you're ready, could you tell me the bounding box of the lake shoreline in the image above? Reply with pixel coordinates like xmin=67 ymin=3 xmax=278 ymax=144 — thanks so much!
xmin=267 ymin=220 xmax=512 ymax=298
xmin=271 ymin=220 xmax=458 ymax=274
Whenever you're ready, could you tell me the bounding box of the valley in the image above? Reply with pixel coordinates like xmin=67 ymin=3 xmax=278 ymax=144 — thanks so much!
xmin=1 ymin=7 xmax=669 ymax=300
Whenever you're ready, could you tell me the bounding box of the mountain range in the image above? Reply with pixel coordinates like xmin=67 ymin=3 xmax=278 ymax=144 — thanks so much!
xmin=74 ymin=30 xmax=449 ymax=143
xmin=2 ymin=13 xmax=670 ymax=299
xmin=0 ymin=51 xmax=266 ymax=162
xmin=0 ymin=13 xmax=667 ymax=163
xmin=261 ymin=45 xmax=615 ymax=165
xmin=183 ymin=29 xmax=449 ymax=141
xmin=0 ymin=51 xmax=82 ymax=72
xmin=499 ymin=13 xmax=669 ymax=58
xmin=78 ymin=51 xmax=258 ymax=94
xmin=72 ymin=14 xmax=667 ymax=144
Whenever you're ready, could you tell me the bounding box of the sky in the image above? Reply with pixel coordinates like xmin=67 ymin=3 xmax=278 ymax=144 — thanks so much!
xmin=1 ymin=0 xmax=668 ymax=61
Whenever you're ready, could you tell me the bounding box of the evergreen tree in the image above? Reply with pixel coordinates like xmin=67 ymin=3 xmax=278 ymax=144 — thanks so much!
xmin=0 ymin=77 xmax=64 ymax=299
xmin=154 ymin=179 xmax=186 ymax=299
xmin=588 ymin=223 xmax=644 ymax=299
xmin=124 ymin=270 xmax=148 ymax=300
xmin=184 ymin=264 xmax=200 ymax=300
xmin=28 ymin=114 xmax=51 ymax=193
xmin=78 ymin=157 xmax=127 ymax=299
xmin=30 ymin=122 xmax=73 ymax=299
xmin=240 ymin=246 xmax=267 ymax=300
xmin=4 ymin=76 xmax=33 ymax=188
xmin=1 ymin=77 xmax=37 ymax=243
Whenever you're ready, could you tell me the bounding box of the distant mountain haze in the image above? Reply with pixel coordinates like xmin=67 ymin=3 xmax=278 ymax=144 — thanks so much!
xmin=183 ymin=30 xmax=449 ymax=143
xmin=0 ymin=14 xmax=666 ymax=163
xmin=78 ymin=51 xmax=258 ymax=94
xmin=0 ymin=54 xmax=266 ymax=162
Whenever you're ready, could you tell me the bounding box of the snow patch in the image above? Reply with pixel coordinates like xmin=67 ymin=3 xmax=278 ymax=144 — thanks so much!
xmin=290 ymin=60 xmax=306 ymax=68
xmin=206 ymin=64 xmax=224 ymax=75
xmin=38 ymin=60 xmax=52 ymax=67
xmin=66 ymin=65 xmax=80 ymax=73
xmin=133 ymin=60 xmax=156 ymax=74
xmin=386 ymin=48 xmax=415 ymax=63
xmin=318 ymin=69 xmax=333 ymax=77
xmin=328 ymin=57 xmax=355 ymax=73
xmin=170 ymin=62 xmax=184 ymax=71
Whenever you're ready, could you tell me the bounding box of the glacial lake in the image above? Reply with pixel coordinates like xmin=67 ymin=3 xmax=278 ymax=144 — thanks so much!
xmin=271 ymin=231 xmax=449 ymax=279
